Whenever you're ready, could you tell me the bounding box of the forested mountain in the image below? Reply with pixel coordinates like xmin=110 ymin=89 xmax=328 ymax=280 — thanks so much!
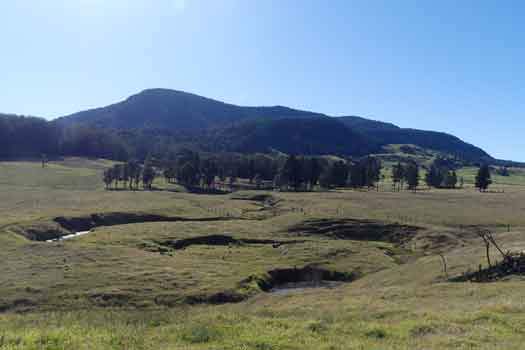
xmin=0 ymin=114 xmax=60 ymax=159
xmin=57 ymin=89 xmax=324 ymax=130
xmin=0 ymin=89 xmax=509 ymax=164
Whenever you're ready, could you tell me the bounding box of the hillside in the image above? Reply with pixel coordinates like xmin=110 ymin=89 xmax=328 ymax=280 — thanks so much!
xmin=204 ymin=117 xmax=380 ymax=156
xmin=338 ymin=116 xmax=492 ymax=163
xmin=337 ymin=115 xmax=400 ymax=132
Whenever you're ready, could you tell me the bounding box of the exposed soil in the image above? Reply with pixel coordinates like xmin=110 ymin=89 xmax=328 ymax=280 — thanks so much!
xmin=149 ymin=234 xmax=305 ymax=251
xmin=288 ymin=218 xmax=421 ymax=246
xmin=5 ymin=222 xmax=69 ymax=242
xmin=269 ymin=281 xmax=344 ymax=294
xmin=164 ymin=266 xmax=357 ymax=306
xmin=53 ymin=213 xmax=226 ymax=232
xmin=254 ymin=265 xmax=357 ymax=292
xmin=0 ymin=298 xmax=36 ymax=313
xmin=9 ymin=213 xmax=229 ymax=242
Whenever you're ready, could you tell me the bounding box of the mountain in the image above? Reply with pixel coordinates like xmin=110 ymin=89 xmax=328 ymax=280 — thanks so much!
xmin=55 ymin=89 xmax=496 ymax=163
xmin=57 ymin=88 xmax=324 ymax=130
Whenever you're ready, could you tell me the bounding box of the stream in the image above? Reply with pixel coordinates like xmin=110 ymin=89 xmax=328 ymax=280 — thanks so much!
xmin=46 ymin=231 xmax=91 ymax=242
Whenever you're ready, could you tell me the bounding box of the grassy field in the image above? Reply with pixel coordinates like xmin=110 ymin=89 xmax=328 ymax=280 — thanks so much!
xmin=2 ymin=158 xmax=525 ymax=349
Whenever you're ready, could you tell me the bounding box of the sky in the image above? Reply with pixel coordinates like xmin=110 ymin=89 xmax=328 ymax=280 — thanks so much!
xmin=1 ymin=0 xmax=524 ymax=161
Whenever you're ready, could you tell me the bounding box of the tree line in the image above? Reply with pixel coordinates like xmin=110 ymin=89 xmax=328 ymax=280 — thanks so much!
xmin=102 ymin=150 xmax=387 ymax=192
xmin=101 ymin=149 xmax=495 ymax=194
xmin=102 ymin=161 xmax=156 ymax=190
xmin=391 ymin=161 xmax=420 ymax=192
xmin=0 ymin=115 xmax=129 ymax=160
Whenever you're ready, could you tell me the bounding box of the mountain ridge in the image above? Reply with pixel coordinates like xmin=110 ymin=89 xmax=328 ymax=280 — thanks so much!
xmin=56 ymin=88 xmax=326 ymax=130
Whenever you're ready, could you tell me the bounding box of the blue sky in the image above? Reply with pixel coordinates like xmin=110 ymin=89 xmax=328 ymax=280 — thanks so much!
xmin=1 ymin=0 xmax=523 ymax=161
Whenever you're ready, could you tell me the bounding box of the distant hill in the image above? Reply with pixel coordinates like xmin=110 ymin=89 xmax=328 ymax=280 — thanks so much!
xmin=337 ymin=116 xmax=491 ymax=163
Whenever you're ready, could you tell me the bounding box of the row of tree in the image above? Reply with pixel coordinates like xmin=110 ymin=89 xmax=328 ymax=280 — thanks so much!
xmin=102 ymin=161 xmax=156 ymax=190
xmin=160 ymin=152 xmax=384 ymax=192
xmin=391 ymin=162 xmax=420 ymax=192
xmin=424 ymin=158 xmax=459 ymax=189
xmin=392 ymin=159 xmax=492 ymax=192
xmin=99 ymin=149 xmax=494 ymax=193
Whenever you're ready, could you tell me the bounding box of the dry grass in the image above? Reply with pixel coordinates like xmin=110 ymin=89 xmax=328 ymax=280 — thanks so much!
xmin=2 ymin=158 xmax=525 ymax=349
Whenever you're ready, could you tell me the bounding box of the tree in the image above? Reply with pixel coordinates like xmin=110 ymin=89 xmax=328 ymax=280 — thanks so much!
xmin=113 ymin=164 xmax=122 ymax=188
xmin=163 ymin=163 xmax=177 ymax=184
xmin=496 ymin=167 xmax=510 ymax=176
xmin=142 ymin=162 xmax=156 ymax=190
xmin=425 ymin=158 xmax=460 ymax=189
xmin=405 ymin=163 xmax=419 ymax=192
xmin=391 ymin=162 xmax=404 ymax=191
xmin=122 ymin=162 xmax=130 ymax=189
xmin=444 ymin=170 xmax=458 ymax=189
xmin=363 ymin=157 xmax=382 ymax=189
xmin=254 ymin=174 xmax=262 ymax=189
xmin=132 ymin=163 xmax=142 ymax=190
xmin=319 ymin=167 xmax=333 ymax=189
xmin=229 ymin=175 xmax=237 ymax=189
xmin=475 ymin=164 xmax=492 ymax=192
xmin=331 ymin=161 xmax=348 ymax=188
xmin=103 ymin=169 xmax=113 ymax=189
xmin=347 ymin=157 xmax=381 ymax=189
xmin=247 ymin=158 xmax=256 ymax=183
xmin=279 ymin=155 xmax=303 ymax=191
xmin=348 ymin=162 xmax=365 ymax=188
xmin=309 ymin=157 xmax=322 ymax=190
xmin=127 ymin=161 xmax=142 ymax=189
xmin=201 ymin=159 xmax=218 ymax=189
xmin=178 ymin=162 xmax=200 ymax=189
xmin=425 ymin=164 xmax=444 ymax=188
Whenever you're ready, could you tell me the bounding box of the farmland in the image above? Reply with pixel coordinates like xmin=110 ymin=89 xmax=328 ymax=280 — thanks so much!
xmin=1 ymin=158 xmax=525 ymax=349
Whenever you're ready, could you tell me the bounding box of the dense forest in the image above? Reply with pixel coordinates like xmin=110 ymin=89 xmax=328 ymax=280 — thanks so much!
xmin=0 ymin=114 xmax=129 ymax=160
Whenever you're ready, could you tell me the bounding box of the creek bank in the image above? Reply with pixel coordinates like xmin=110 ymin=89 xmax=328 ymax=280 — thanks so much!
xmin=289 ymin=218 xmax=421 ymax=245
xmin=151 ymin=234 xmax=305 ymax=251
xmin=8 ymin=212 xmax=228 ymax=241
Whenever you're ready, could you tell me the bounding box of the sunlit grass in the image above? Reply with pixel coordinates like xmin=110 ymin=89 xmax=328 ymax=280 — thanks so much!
xmin=2 ymin=158 xmax=525 ymax=349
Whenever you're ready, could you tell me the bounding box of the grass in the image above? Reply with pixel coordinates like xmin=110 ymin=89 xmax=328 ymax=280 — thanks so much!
xmin=2 ymin=158 xmax=525 ymax=349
